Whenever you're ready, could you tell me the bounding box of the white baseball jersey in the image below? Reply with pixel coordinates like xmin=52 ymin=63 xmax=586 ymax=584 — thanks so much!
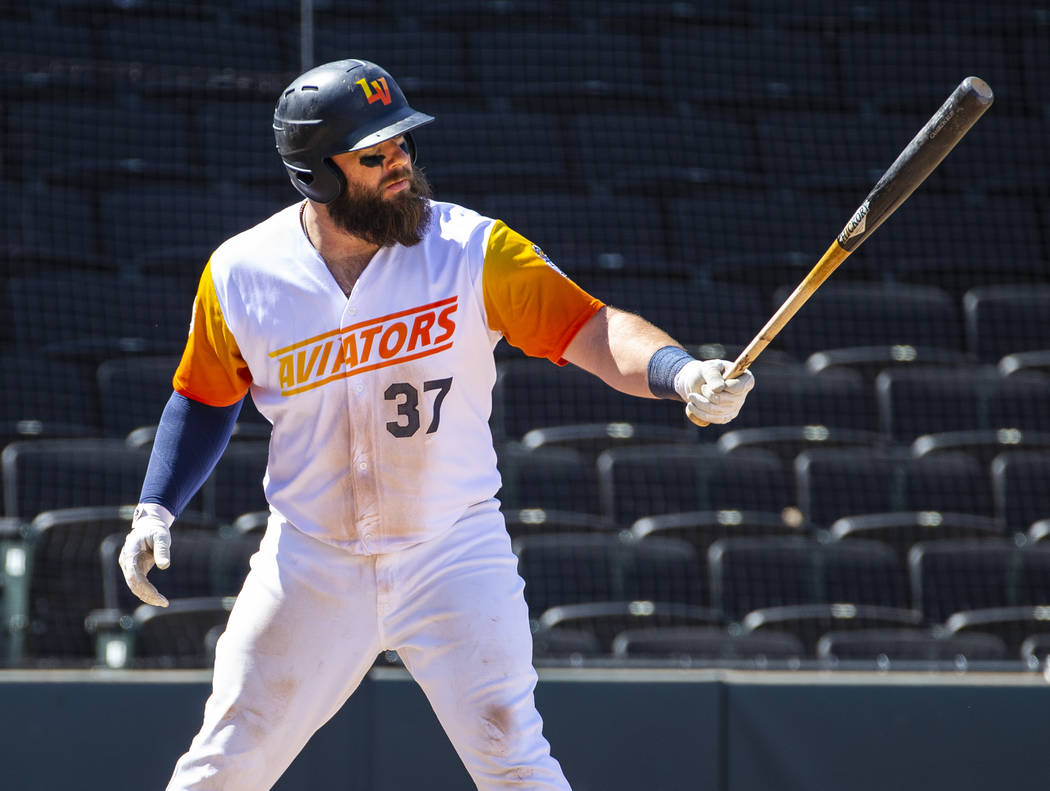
xmin=173 ymin=200 xmax=602 ymax=554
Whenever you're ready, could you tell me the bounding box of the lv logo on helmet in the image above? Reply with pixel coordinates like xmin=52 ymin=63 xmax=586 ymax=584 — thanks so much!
xmin=356 ymin=77 xmax=392 ymax=106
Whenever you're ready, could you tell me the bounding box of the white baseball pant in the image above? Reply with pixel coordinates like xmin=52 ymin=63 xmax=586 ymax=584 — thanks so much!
xmin=166 ymin=499 xmax=572 ymax=790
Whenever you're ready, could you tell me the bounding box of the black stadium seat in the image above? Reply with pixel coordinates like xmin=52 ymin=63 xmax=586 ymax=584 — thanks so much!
xmin=478 ymin=193 xmax=670 ymax=271
xmin=964 ymin=285 xmax=1050 ymax=363
xmin=535 ymin=601 xmax=723 ymax=654
xmin=512 ymin=532 xmax=705 ymax=614
xmin=908 ymin=540 xmax=1050 ymax=623
xmin=709 ymin=537 xmax=908 ymax=621
xmin=598 ymin=445 xmax=790 ymax=526
xmin=742 ymin=604 xmax=924 ymax=658
xmin=1 ymin=439 xmax=151 ymax=520
xmin=991 ymin=451 xmax=1050 ymax=534
xmin=772 ymin=282 xmax=963 ymax=362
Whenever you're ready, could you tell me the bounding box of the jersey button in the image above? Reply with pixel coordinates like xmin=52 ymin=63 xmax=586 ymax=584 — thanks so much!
xmin=358 ymin=461 xmax=368 ymax=470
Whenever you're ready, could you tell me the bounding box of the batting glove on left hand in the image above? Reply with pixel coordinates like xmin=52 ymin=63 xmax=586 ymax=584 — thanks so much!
xmin=118 ymin=503 xmax=174 ymax=607
xmin=674 ymin=359 xmax=755 ymax=426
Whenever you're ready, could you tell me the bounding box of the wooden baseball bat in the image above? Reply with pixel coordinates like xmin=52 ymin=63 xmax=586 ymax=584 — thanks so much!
xmin=693 ymin=76 xmax=994 ymax=427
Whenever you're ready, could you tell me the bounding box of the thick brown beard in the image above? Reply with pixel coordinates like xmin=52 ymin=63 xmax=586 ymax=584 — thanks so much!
xmin=325 ymin=166 xmax=434 ymax=247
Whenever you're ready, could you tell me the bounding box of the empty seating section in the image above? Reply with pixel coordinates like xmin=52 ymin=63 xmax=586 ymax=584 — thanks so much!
xmin=3 ymin=2 xmax=1046 ymax=669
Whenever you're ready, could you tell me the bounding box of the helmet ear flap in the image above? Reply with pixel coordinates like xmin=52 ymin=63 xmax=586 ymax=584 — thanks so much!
xmin=317 ymin=157 xmax=347 ymax=203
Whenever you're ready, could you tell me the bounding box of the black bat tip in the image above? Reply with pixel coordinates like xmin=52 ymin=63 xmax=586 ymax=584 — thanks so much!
xmin=963 ymin=76 xmax=994 ymax=105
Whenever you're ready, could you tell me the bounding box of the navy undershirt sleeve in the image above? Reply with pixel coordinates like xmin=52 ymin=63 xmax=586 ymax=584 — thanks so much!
xmin=139 ymin=391 xmax=243 ymax=518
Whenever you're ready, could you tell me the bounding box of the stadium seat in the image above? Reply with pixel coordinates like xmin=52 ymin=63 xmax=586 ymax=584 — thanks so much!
xmin=3 ymin=506 xmax=219 ymax=663
xmin=598 ymin=445 xmax=790 ymax=526
xmin=658 ymin=28 xmax=837 ymax=107
xmin=535 ymin=600 xmax=723 ymax=654
xmin=740 ymin=603 xmax=923 ymax=658
xmin=991 ymin=451 xmax=1050 ymax=534
xmin=577 ymin=275 xmax=767 ymax=352
xmin=908 ymin=540 xmax=1050 ymax=623
xmin=632 ymin=510 xmax=807 ymax=560
xmin=725 ymin=367 xmax=875 ymax=434
xmin=911 ymin=429 xmax=1050 ymax=470
xmin=502 ymin=508 xmax=617 ymax=543
xmin=0 ymin=353 xmax=101 ymax=443
xmin=943 ymin=606 xmax=1050 ymax=659
xmin=88 ymin=596 xmax=236 ymax=669
xmin=99 ymin=186 xmax=286 ymax=262
xmin=129 ymin=596 xmax=235 ymax=668
xmin=203 ymin=440 xmax=270 ymax=523
xmin=888 ymin=257 xmax=1050 ymax=301
xmin=99 ymin=529 xmax=258 ymax=614
xmin=703 ymin=251 xmax=879 ymax=307
xmin=22 ymin=185 xmax=103 ymax=264
xmin=828 ymin=511 xmax=1006 ymax=566
xmin=382 ymin=0 xmax=560 ymax=31
xmin=805 ymin=345 xmax=969 ymax=393
xmin=1021 ymin=633 xmax=1050 ymax=671
xmin=611 ymin=626 xmax=804 ymax=663
xmin=466 ymin=30 xmax=648 ymax=107
xmin=1000 ymin=350 xmax=1050 ymax=380
xmin=100 ymin=17 xmax=291 ymax=73
xmin=521 ymin=423 xmax=696 ymax=465
xmin=478 ymin=193 xmax=670 ymax=272
xmin=497 ymin=443 xmax=602 ymax=515
xmin=531 ymin=627 xmax=603 ymax=662
xmin=816 ymin=628 xmax=1008 ymax=666
xmin=964 ymin=285 xmax=1050 ymax=364
xmin=756 ymin=110 xmax=919 ymax=191
xmin=857 ymin=194 xmax=1043 ymax=265
xmin=96 ymin=356 xmax=182 ymax=438
xmin=772 ymin=282 xmax=963 ymax=362
xmin=922 ymin=114 xmax=1050 ymax=194
xmin=0 ymin=19 xmax=95 ymax=65
xmin=1021 ymin=30 xmax=1050 ymax=114
xmin=7 ymin=271 xmax=194 ymax=361
xmin=492 ymin=358 xmax=684 ymax=442
xmin=902 ymin=451 xmax=994 ymax=517
xmin=836 ymin=32 xmax=1011 ymax=113
xmin=668 ymin=190 xmax=845 ymax=264
xmin=10 ymin=99 xmax=193 ymax=186
xmin=709 ymin=537 xmax=908 ymax=621
xmin=572 ymin=110 xmax=762 ymax=194
xmin=717 ymin=425 xmax=884 ymax=468
xmin=746 ymin=0 xmax=915 ymax=31
xmin=416 ymin=108 xmax=568 ymax=194
xmin=875 ymin=367 xmax=998 ymax=444
xmin=1 ymin=439 xmax=151 ymax=520
xmin=511 ymin=532 xmax=705 ymax=614
xmin=315 ymin=30 xmax=470 ymax=100
xmin=198 ymin=101 xmax=289 ymax=178
xmin=794 ymin=447 xmax=902 ymax=526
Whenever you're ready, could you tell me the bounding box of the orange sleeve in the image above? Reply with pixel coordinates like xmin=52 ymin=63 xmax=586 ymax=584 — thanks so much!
xmin=172 ymin=260 xmax=253 ymax=406
xmin=482 ymin=221 xmax=604 ymax=365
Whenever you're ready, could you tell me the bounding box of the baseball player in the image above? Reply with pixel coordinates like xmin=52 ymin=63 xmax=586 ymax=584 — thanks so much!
xmin=119 ymin=59 xmax=754 ymax=790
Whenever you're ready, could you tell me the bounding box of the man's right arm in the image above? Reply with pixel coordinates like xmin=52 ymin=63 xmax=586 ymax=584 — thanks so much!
xmin=120 ymin=392 xmax=242 ymax=607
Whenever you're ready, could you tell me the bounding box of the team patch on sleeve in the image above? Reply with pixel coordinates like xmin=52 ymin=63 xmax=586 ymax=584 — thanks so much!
xmin=482 ymin=221 xmax=603 ymax=364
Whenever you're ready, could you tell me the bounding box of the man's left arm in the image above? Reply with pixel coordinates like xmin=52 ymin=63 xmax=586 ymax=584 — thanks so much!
xmin=562 ymin=305 xmax=755 ymax=426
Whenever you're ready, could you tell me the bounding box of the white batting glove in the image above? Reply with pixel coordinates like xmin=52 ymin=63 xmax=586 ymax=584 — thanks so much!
xmin=674 ymin=359 xmax=756 ymax=426
xmin=118 ymin=503 xmax=175 ymax=607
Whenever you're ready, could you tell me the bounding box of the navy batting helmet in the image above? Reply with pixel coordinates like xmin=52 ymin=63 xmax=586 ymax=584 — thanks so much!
xmin=273 ymin=59 xmax=435 ymax=203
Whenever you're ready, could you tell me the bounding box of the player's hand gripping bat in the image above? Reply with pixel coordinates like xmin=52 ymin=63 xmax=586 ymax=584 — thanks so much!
xmin=692 ymin=76 xmax=994 ymax=427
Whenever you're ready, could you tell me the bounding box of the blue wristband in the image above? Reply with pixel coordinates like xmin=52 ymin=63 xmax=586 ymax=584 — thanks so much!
xmin=647 ymin=346 xmax=695 ymax=400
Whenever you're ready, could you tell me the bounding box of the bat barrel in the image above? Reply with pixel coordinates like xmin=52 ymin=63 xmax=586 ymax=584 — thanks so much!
xmin=836 ymin=76 xmax=994 ymax=252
